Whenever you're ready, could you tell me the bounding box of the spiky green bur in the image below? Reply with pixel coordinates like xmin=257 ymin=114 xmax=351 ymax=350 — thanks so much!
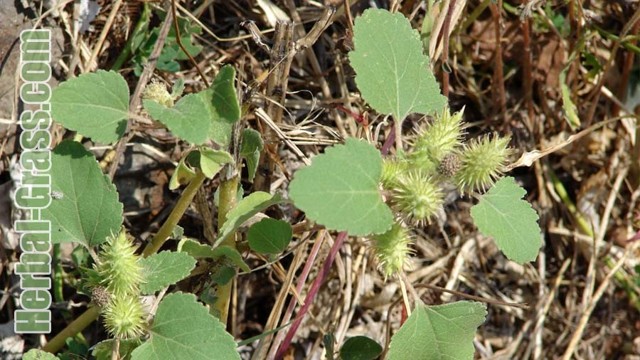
xmin=456 ymin=134 xmax=511 ymax=193
xmin=411 ymin=108 xmax=465 ymax=163
xmin=373 ymin=223 xmax=411 ymax=276
xmin=95 ymin=230 xmax=144 ymax=297
xmin=381 ymin=158 xmax=409 ymax=188
xmin=104 ymin=295 xmax=146 ymax=339
xmin=391 ymin=172 xmax=443 ymax=224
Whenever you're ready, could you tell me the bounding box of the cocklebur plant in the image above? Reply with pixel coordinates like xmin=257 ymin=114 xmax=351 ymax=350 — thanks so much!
xmin=288 ymin=8 xmax=543 ymax=359
xmin=36 ymin=64 xmax=250 ymax=359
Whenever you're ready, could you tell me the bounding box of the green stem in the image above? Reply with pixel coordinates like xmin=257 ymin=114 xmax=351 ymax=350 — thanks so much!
xmin=142 ymin=171 xmax=207 ymax=257
xmin=211 ymin=174 xmax=240 ymax=323
xmin=42 ymin=306 xmax=101 ymax=353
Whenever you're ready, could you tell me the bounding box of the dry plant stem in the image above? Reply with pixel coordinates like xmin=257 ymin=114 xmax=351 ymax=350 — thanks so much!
xmin=521 ymin=6 xmax=534 ymax=130
xmin=211 ymin=174 xmax=240 ymax=323
xmin=43 ymin=306 xmax=101 ymax=353
xmin=142 ymin=171 xmax=207 ymax=256
xmin=111 ymin=338 xmax=120 ymax=360
xmin=414 ymin=284 xmax=529 ymax=309
xmin=584 ymin=5 xmax=640 ymax=127
xmin=265 ymin=232 xmax=325 ymax=359
xmin=253 ymin=21 xmax=294 ymax=192
xmin=490 ymin=0 xmax=506 ymax=119
xmin=394 ymin=118 xmax=403 ymax=153
xmin=170 ymin=0 xmax=209 ymax=87
xmin=440 ymin=0 xmax=456 ymax=98
xmin=561 ymin=247 xmax=631 ymax=360
xmin=108 ymin=6 xmax=174 ymax=180
xmin=86 ymin=0 xmax=123 ymax=71
xmin=275 ymin=231 xmax=348 ymax=360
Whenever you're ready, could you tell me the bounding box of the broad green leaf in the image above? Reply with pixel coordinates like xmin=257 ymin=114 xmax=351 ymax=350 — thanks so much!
xmin=560 ymin=70 xmax=580 ymax=130
xmin=198 ymin=148 xmax=233 ymax=179
xmin=130 ymin=293 xmax=240 ymax=360
xmin=202 ymin=65 xmax=241 ymax=146
xmin=349 ymin=9 xmax=446 ymax=121
xmin=51 ymin=70 xmax=129 ymax=144
xmin=143 ymin=92 xmax=211 ymax=145
xmin=92 ymin=339 xmax=142 ymax=360
xmin=210 ymin=245 xmax=250 ymax=273
xmin=240 ymin=128 xmax=263 ymax=182
xmin=43 ymin=141 xmax=122 ymax=247
xmin=23 ymin=349 xmax=60 ymax=360
xmin=214 ymin=191 xmax=284 ymax=247
xmin=340 ymin=336 xmax=383 ymax=360
xmin=289 ymin=138 xmax=393 ymax=236
xmin=388 ymin=302 xmax=487 ymax=360
xmin=247 ymin=218 xmax=292 ymax=254
xmin=139 ymin=251 xmax=196 ymax=295
xmin=470 ymin=177 xmax=542 ymax=263
xmin=177 ymin=239 xmax=250 ymax=272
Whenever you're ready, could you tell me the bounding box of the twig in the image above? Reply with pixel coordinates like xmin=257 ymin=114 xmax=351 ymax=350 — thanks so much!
xmin=264 ymin=231 xmax=325 ymax=359
xmin=86 ymin=0 xmax=124 ymax=71
xmin=170 ymin=0 xmax=209 ymax=87
xmin=274 ymin=231 xmax=348 ymax=360
xmin=107 ymin=4 xmax=174 ymax=179
xmin=561 ymin=247 xmax=631 ymax=360
xmin=490 ymin=0 xmax=506 ymax=120
xmin=583 ymin=5 xmax=640 ymax=127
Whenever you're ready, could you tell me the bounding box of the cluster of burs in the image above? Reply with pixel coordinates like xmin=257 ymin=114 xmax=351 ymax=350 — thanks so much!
xmin=86 ymin=231 xmax=146 ymax=339
xmin=373 ymin=108 xmax=511 ymax=276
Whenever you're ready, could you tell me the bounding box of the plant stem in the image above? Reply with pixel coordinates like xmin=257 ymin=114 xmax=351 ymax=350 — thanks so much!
xmin=211 ymin=174 xmax=240 ymax=324
xmin=275 ymin=231 xmax=348 ymax=359
xmin=42 ymin=306 xmax=101 ymax=353
xmin=142 ymin=171 xmax=207 ymax=257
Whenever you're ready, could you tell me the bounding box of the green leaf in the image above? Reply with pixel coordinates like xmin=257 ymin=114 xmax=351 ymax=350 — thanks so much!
xmin=247 ymin=218 xmax=292 ymax=254
xmin=51 ymin=70 xmax=129 ymax=144
xmin=143 ymin=92 xmax=211 ymax=145
xmin=92 ymin=339 xmax=142 ymax=360
xmin=210 ymin=245 xmax=250 ymax=273
xmin=131 ymin=293 xmax=240 ymax=360
xmin=202 ymin=65 xmax=241 ymax=146
xmin=388 ymin=302 xmax=487 ymax=360
xmin=349 ymin=9 xmax=446 ymax=121
xmin=139 ymin=251 xmax=196 ymax=295
xmin=23 ymin=349 xmax=60 ymax=360
xmin=470 ymin=176 xmax=542 ymax=264
xmin=177 ymin=239 xmax=250 ymax=272
xmin=289 ymin=138 xmax=393 ymax=236
xmin=43 ymin=141 xmax=123 ymax=247
xmin=215 ymin=191 xmax=284 ymax=247
xmin=240 ymin=128 xmax=263 ymax=182
xmin=340 ymin=336 xmax=383 ymax=360
xmin=198 ymin=148 xmax=234 ymax=179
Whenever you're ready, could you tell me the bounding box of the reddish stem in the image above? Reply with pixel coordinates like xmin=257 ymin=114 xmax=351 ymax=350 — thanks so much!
xmin=275 ymin=231 xmax=348 ymax=359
